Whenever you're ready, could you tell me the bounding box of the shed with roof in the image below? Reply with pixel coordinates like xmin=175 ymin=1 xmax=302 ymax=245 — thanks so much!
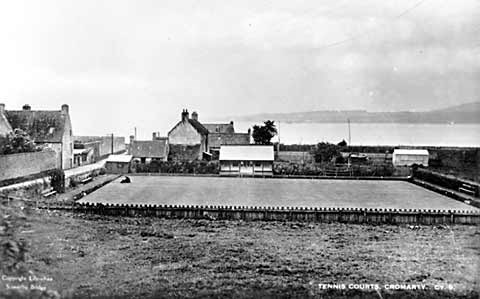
xmin=392 ymin=149 xmax=429 ymax=166
xmin=105 ymin=154 xmax=133 ymax=174
xmin=219 ymin=145 xmax=274 ymax=176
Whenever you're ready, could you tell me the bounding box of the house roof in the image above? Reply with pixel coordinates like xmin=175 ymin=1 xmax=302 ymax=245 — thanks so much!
xmin=220 ymin=145 xmax=274 ymax=161
xmin=393 ymin=149 xmax=429 ymax=156
xmin=208 ymin=133 xmax=250 ymax=148
xmin=106 ymin=154 xmax=133 ymax=163
xmin=73 ymin=148 xmax=92 ymax=155
xmin=131 ymin=139 xmax=168 ymax=158
xmin=203 ymin=123 xmax=234 ymax=134
xmin=188 ymin=119 xmax=209 ymax=135
xmin=5 ymin=110 xmax=67 ymax=143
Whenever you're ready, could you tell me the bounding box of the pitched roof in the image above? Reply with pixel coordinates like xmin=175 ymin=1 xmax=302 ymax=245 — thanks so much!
xmin=208 ymin=133 xmax=250 ymax=148
xmin=220 ymin=145 xmax=274 ymax=161
xmin=130 ymin=139 xmax=168 ymax=158
xmin=203 ymin=123 xmax=234 ymax=134
xmin=5 ymin=110 xmax=67 ymax=143
xmin=187 ymin=119 xmax=209 ymax=135
xmin=106 ymin=154 xmax=133 ymax=163
xmin=393 ymin=149 xmax=429 ymax=156
xmin=73 ymin=148 xmax=92 ymax=155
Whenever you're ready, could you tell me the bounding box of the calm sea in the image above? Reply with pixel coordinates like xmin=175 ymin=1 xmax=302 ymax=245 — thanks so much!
xmin=234 ymin=122 xmax=480 ymax=147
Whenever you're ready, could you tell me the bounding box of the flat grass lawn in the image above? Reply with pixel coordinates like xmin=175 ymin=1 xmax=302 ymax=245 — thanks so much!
xmin=79 ymin=176 xmax=478 ymax=211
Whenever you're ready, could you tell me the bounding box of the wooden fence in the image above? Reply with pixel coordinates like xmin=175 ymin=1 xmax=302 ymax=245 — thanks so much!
xmin=62 ymin=203 xmax=480 ymax=225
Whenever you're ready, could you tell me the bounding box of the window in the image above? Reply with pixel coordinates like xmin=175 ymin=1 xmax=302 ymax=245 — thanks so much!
xmin=255 ymin=162 xmax=261 ymax=167
xmin=232 ymin=161 xmax=238 ymax=167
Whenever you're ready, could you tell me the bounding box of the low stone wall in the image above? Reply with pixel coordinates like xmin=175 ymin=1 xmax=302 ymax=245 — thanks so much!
xmin=70 ymin=203 xmax=480 ymax=225
xmin=413 ymin=168 xmax=479 ymax=197
xmin=0 ymin=150 xmax=58 ymax=182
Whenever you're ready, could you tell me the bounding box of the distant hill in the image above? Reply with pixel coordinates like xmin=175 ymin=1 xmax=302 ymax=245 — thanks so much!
xmin=236 ymin=102 xmax=480 ymax=124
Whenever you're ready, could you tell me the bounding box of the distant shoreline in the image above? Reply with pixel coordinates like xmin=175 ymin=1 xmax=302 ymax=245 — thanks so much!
xmin=233 ymin=102 xmax=480 ymax=124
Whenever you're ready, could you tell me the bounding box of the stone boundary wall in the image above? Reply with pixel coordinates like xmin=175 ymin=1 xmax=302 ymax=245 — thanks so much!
xmin=413 ymin=168 xmax=479 ymax=197
xmin=63 ymin=203 xmax=480 ymax=225
xmin=0 ymin=150 xmax=57 ymax=182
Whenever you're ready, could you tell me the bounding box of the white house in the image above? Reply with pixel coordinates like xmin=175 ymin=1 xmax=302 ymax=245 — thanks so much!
xmin=392 ymin=149 xmax=429 ymax=166
xmin=219 ymin=145 xmax=274 ymax=176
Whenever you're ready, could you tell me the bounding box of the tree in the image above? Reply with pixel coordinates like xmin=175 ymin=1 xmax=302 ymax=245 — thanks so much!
xmin=311 ymin=142 xmax=341 ymax=163
xmin=252 ymin=120 xmax=278 ymax=145
xmin=1 ymin=129 xmax=39 ymax=155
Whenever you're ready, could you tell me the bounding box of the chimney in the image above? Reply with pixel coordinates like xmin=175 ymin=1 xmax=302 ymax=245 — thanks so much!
xmin=152 ymin=132 xmax=157 ymax=140
xmin=0 ymin=103 xmax=4 ymax=113
xmin=181 ymin=109 xmax=189 ymax=122
xmin=129 ymin=135 xmax=135 ymax=144
xmin=191 ymin=111 xmax=198 ymax=121
xmin=61 ymin=104 xmax=69 ymax=114
xmin=22 ymin=104 xmax=31 ymax=111
xmin=230 ymin=120 xmax=234 ymax=125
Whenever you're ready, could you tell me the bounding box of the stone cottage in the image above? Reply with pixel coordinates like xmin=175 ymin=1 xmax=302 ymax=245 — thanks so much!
xmin=168 ymin=110 xmax=209 ymax=160
xmin=168 ymin=109 xmax=251 ymax=161
xmin=130 ymin=133 xmax=169 ymax=163
xmin=0 ymin=103 xmax=74 ymax=169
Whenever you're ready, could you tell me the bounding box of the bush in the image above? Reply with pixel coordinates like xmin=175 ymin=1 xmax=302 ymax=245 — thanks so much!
xmin=69 ymin=178 xmax=78 ymax=188
xmin=311 ymin=142 xmax=342 ymax=163
xmin=47 ymin=169 xmax=65 ymax=193
xmin=134 ymin=161 xmax=220 ymax=174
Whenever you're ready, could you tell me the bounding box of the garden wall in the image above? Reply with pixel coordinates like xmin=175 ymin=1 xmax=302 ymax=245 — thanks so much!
xmin=413 ymin=168 xmax=479 ymax=197
xmin=0 ymin=150 xmax=58 ymax=182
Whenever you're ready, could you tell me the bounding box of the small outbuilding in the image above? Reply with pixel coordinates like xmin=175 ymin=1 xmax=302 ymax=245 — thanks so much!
xmin=392 ymin=149 xmax=429 ymax=166
xmin=219 ymin=145 xmax=274 ymax=176
xmin=130 ymin=138 xmax=169 ymax=163
xmin=73 ymin=147 xmax=94 ymax=167
xmin=105 ymin=154 xmax=133 ymax=174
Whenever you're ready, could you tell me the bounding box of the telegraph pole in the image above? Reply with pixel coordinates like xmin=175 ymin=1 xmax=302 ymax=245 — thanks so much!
xmin=277 ymin=121 xmax=281 ymax=153
xmin=347 ymin=118 xmax=351 ymax=145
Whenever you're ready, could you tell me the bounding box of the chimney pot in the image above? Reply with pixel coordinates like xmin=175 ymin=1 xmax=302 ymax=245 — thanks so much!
xmin=22 ymin=104 xmax=31 ymax=111
xmin=181 ymin=109 xmax=189 ymax=121
xmin=61 ymin=104 xmax=69 ymax=114
xmin=191 ymin=111 xmax=198 ymax=121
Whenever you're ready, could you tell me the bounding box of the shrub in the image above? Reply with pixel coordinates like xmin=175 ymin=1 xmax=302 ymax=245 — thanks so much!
xmin=47 ymin=169 xmax=65 ymax=193
xmin=69 ymin=178 xmax=78 ymax=188
xmin=311 ymin=142 xmax=342 ymax=163
xmin=134 ymin=160 xmax=220 ymax=174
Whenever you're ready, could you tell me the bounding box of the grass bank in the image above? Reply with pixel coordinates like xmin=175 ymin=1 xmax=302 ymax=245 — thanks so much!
xmin=1 ymin=202 xmax=479 ymax=298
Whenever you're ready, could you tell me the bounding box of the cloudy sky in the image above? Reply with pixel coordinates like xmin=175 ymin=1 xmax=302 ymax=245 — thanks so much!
xmin=0 ymin=0 xmax=478 ymax=138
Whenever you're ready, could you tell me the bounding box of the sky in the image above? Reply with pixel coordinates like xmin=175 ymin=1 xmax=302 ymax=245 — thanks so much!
xmin=0 ymin=0 xmax=479 ymax=139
